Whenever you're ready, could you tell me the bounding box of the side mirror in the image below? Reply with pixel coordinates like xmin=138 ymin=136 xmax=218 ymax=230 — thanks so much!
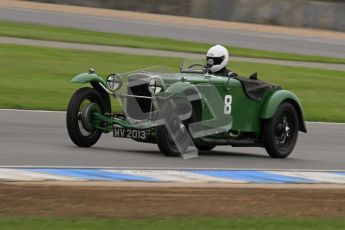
xmin=206 ymin=59 xmax=214 ymax=68
xmin=204 ymin=59 xmax=214 ymax=74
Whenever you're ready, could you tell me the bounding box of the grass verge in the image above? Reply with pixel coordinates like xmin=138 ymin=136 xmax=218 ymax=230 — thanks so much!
xmin=1 ymin=20 xmax=345 ymax=64
xmin=0 ymin=44 xmax=344 ymax=122
xmin=1 ymin=217 xmax=345 ymax=230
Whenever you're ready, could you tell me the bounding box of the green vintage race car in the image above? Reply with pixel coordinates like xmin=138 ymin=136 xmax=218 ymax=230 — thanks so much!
xmin=66 ymin=60 xmax=306 ymax=159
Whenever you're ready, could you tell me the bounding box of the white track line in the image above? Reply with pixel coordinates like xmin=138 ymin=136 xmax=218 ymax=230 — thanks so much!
xmin=1 ymin=168 xmax=345 ymax=183
xmin=267 ymin=171 xmax=345 ymax=184
xmin=0 ymin=169 xmax=79 ymax=181
xmin=1 ymin=166 xmax=345 ymax=172
xmin=0 ymin=108 xmax=66 ymax=113
xmin=105 ymin=169 xmax=245 ymax=183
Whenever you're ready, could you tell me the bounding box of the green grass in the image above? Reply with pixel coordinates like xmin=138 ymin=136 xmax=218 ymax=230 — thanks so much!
xmin=0 ymin=44 xmax=180 ymax=111
xmin=1 ymin=20 xmax=345 ymax=64
xmin=1 ymin=217 xmax=345 ymax=230
xmin=0 ymin=44 xmax=344 ymax=122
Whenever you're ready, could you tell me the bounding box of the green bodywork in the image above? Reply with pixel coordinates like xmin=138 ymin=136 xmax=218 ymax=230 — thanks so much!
xmin=71 ymin=69 xmax=306 ymax=137
xmin=260 ymin=90 xmax=306 ymax=132
xmin=71 ymin=72 xmax=107 ymax=86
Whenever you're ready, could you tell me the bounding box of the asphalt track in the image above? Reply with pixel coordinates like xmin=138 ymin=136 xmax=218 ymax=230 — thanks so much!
xmin=0 ymin=109 xmax=344 ymax=170
xmin=0 ymin=7 xmax=344 ymax=58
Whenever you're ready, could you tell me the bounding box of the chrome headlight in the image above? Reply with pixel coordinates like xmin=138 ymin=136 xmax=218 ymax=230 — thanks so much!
xmin=106 ymin=73 xmax=122 ymax=91
xmin=148 ymin=78 xmax=163 ymax=95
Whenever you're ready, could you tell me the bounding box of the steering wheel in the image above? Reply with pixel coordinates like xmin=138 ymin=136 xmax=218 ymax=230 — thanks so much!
xmin=188 ymin=64 xmax=204 ymax=69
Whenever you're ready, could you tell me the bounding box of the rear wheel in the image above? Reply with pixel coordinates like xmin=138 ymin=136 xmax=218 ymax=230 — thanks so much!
xmin=262 ymin=102 xmax=299 ymax=158
xmin=66 ymin=87 xmax=106 ymax=147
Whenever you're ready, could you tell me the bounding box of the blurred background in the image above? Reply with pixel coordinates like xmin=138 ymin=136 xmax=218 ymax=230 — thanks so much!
xmin=24 ymin=0 xmax=345 ymax=31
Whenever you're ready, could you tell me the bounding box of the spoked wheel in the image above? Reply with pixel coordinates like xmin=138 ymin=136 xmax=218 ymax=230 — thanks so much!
xmin=66 ymin=87 xmax=106 ymax=147
xmin=156 ymin=98 xmax=194 ymax=157
xmin=262 ymin=102 xmax=299 ymax=158
xmin=162 ymin=114 xmax=216 ymax=154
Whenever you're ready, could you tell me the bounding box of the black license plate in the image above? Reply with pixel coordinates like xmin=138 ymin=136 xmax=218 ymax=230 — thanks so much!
xmin=113 ymin=127 xmax=147 ymax=140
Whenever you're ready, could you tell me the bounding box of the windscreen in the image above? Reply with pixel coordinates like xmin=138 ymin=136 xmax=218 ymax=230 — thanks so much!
xmin=180 ymin=58 xmax=205 ymax=72
xmin=113 ymin=66 xmax=177 ymax=126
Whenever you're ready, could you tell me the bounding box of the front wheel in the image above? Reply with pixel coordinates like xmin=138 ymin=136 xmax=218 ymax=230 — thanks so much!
xmin=194 ymin=139 xmax=216 ymax=151
xmin=262 ymin=102 xmax=299 ymax=158
xmin=156 ymin=98 xmax=194 ymax=157
xmin=66 ymin=87 xmax=106 ymax=147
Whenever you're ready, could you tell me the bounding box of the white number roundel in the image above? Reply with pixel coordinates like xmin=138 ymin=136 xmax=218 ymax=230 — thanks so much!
xmin=224 ymin=95 xmax=232 ymax=114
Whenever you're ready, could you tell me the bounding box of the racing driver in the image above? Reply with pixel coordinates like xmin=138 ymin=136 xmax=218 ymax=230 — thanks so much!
xmin=206 ymin=44 xmax=238 ymax=77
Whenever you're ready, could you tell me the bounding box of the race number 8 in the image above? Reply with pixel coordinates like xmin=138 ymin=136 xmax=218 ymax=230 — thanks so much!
xmin=224 ymin=95 xmax=232 ymax=114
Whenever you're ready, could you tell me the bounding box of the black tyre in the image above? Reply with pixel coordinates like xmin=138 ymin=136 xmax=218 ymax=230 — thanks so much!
xmin=194 ymin=139 xmax=216 ymax=151
xmin=66 ymin=87 xmax=106 ymax=147
xmin=262 ymin=102 xmax=299 ymax=158
xmin=156 ymin=98 xmax=194 ymax=157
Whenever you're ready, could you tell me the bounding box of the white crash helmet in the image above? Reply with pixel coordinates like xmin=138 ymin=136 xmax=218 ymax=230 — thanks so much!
xmin=206 ymin=45 xmax=229 ymax=73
